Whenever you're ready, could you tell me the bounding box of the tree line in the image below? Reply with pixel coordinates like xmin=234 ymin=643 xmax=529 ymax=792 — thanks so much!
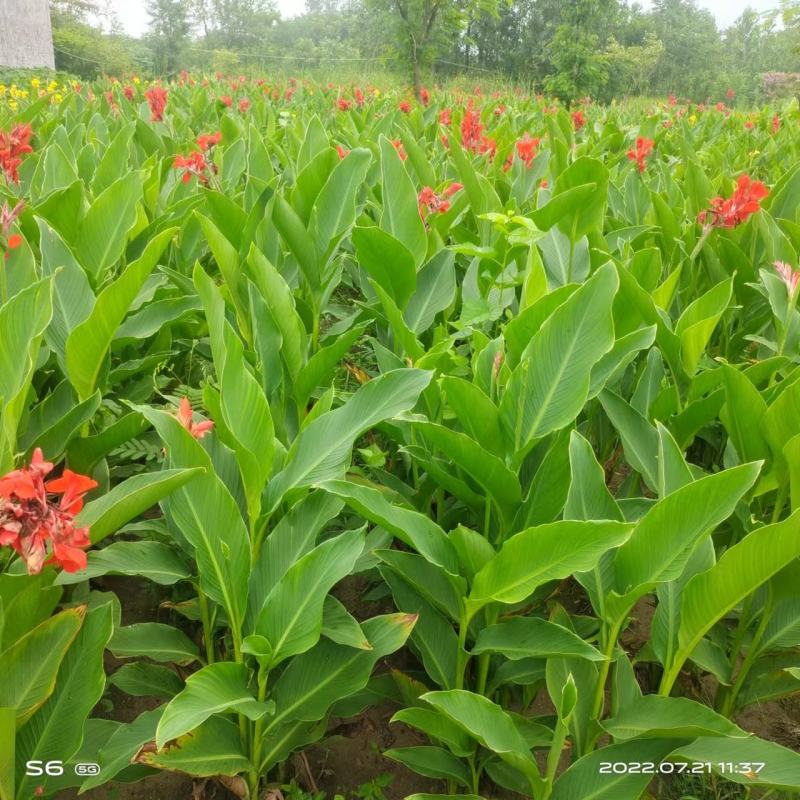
xmin=49 ymin=0 xmax=800 ymax=104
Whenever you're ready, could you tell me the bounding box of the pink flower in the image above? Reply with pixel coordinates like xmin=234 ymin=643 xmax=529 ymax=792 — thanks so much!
xmin=775 ymin=261 xmax=800 ymax=296
xmin=176 ymin=397 xmax=214 ymax=439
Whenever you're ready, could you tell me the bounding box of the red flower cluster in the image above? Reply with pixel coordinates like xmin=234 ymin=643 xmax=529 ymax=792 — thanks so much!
xmin=439 ymin=108 xmax=451 ymax=126
xmin=337 ymin=97 xmax=351 ymax=112
xmin=238 ymin=97 xmax=250 ymax=112
xmin=399 ymin=100 xmax=411 ymax=113
xmin=355 ymin=88 xmax=365 ymax=107
xmin=336 ymin=144 xmax=350 ymax=159
xmin=392 ymin=138 xmax=407 ymax=160
xmin=461 ymin=107 xmax=483 ymax=151
xmin=418 ymin=183 xmax=461 ymax=220
xmin=420 ymin=87 xmax=430 ymax=106
xmin=572 ymin=110 xmax=586 ymax=130
xmin=174 ymin=132 xmax=221 ymax=184
xmin=627 ymin=137 xmax=654 ymax=173
xmin=0 ymin=450 xmax=97 ymax=574
xmin=123 ymin=85 xmax=135 ymax=101
xmin=772 ymin=115 xmax=780 ymax=134
xmin=698 ymin=175 xmax=768 ymax=228
xmin=0 ymin=124 xmax=33 ymax=183
xmin=220 ymin=95 xmax=233 ymax=107
xmin=197 ymin=131 xmax=222 ymax=151
xmin=145 ymin=86 xmax=168 ymax=122
xmin=515 ymin=134 xmax=540 ymax=168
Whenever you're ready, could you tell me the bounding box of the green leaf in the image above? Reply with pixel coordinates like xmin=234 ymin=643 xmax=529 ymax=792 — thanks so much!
xmin=66 ymin=228 xmax=176 ymax=400
xmin=0 ymin=607 xmax=83 ymax=727
xmin=138 ymin=407 xmax=250 ymax=634
xmin=76 ymin=172 xmax=144 ymax=277
xmin=421 ymin=690 xmax=541 ymax=793
xmin=613 ymin=462 xmax=761 ymax=596
xmin=143 ymin=716 xmax=251 ymax=777
xmin=156 ymin=663 xmax=272 ymax=747
xmin=499 ymin=263 xmax=617 ymax=457
xmin=384 ymin=746 xmax=472 ymax=788
xmin=472 ymin=617 xmax=605 ymax=662
xmin=318 ymin=479 xmax=459 ymax=573
xmin=601 ymin=695 xmax=743 ymax=740
xmin=675 ymin=278 xmax=732 ymax=375
xmin=15 ymin=603 xmax=114 ymax=799
xmin=255 ymin=530 xmax=364 ymax=665
xmin=379 ymin=136 xmax=427 ymax=268
xmin=667 ymin=510 xmax=800 ymax=685
xmin=353 ymin=226 xmax=416 ymax=309
xmin=109 ymin=623 xmax=200 ymax=665
xmin=75 ymin=467 xmax=203 ymax=544
xmin=469 ymin=520 xmax=633 ymax=614
xmin=56 ymin=541 xmax=190 ymax=586
xmin=108 ymin=663 xmax=184 ymax=699
xmin=266 ymin=369 xmax=431 ymax=511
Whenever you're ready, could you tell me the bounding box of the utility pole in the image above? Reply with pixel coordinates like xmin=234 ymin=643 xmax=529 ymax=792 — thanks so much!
xmin=0 ymin=0 xmax=56 ymax=69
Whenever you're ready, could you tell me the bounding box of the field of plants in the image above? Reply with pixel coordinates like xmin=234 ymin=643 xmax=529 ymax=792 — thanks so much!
xmin=2 ymin=73 xmax=800 ymax=800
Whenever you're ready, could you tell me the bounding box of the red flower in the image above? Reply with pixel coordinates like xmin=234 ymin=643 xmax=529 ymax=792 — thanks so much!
xmin=439 ymin=108 xmax=451 ymax=126
xmin=726 ymin=88 xmax=735 ymax=99
xmin=7 ymin=233 xmax=21 ymax=249
xmin=444 ymin=182 xmax=462 ymax=197
xmin=123 ymin=85 xmax=135 ymax=102
xmin=337 ymin=97 xmax=351 ymax=112
xmin=144 ymin=86 xmax=168 ymax=121
xmin=197 ymin=131 xmax=222 ymax=151
xmin=0 ymin=124 xmax=33 ymax=183
xmin=698 ymin=175 xmax=768 ymax=228
xmin=572 ymin=110 xmax=586 ymax=130
xmin=399 ymin=100 xmax=411 ymax=113
xmin=0 ymin=449 xmax=97 ymax=574
xmin=336 ymin=144 xmax=350 ymax=159
xmin=391 ymin=139 xmax=407 ymax=160
xmin=744 ymin=119 xmax=754 ymax=130
xmin=772 ymin=115 xmax=780 ymax=134
xmin=238 ymin=97 xmax=250 ymax=112
xmin=176 ymin=397 xmax=214 ymax=439
xmin=220 ymin=95 xmax=233 ymax=107
xmin=775 ymin=261 xmax=800 ymax=296
xmin=668 ymin=94 xmax=677 ymax=106
xmin=420 ymin=87 xmax=430 ymax=106
xmin=478 ymin=136 xmax=496 ymax=160
xmin=515 ymin=134 xmax=540 ymax=169
xmin=418 ymin=186 xmax=450 ymax=220
xmin=173 ymin=151 xmax=214 ymax=185
xmin=354 ymin=88 xmax=365 ymax=107
xmin=461 ymin=106 xmax=484 ymax=152
xmin=627 ymin=136 xmax=654 ymax=173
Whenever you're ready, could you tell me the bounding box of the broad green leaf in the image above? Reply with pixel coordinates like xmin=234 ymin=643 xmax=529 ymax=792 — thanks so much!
xmin=0 ymin=607 xmax=83 ymax=727
xmin=499 ymin=263 xmax=617 ymax=457
xmin=56 ymin=541 xmax=190 ymax=586
xmin=266 ymin=369 xmax=431 ymax=511
xmin=469 ymin=520 xmax=633 ymax=614
xmin=75 ymin=467 xmax=203 ymax=544
xmin=108 ymin=663 xmax=184 ymax=699
xmin=109 ymin=623 xmax=200 ymax=665
xmin=66 ymin=228 xmax=176 ymax=400
xmin=156 ymin=663 xmax=272 ymax=747
xmin=384 ymin=746 xmax=472 ymax=788
xmin=613 ymin=462 xmax=760 ymax=596
xmin=255 ymin=530 xmax=364 ymax=665
xmin=473 ymin=617 xmax=605 ymax=661
xmin=668 ymin=510 xmax=800 ymax=684
xmin=353 ymin=226 xmax=416 ymax=308
xmin=76 ymin=172 xmax=144 ymax=277
xmin=15 ymin=603 xmax=114 ymax=799
xmin=379 ymin=136 xmax=427 ymax=267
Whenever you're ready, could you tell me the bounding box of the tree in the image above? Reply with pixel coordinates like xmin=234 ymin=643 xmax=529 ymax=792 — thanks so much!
xmin=147 ymin=0 xmax=191 ymax=74
xmin=543 ymin=0 xmax=617 ymax=102
xmin=369 ymin=0 xmax=500 ymax=99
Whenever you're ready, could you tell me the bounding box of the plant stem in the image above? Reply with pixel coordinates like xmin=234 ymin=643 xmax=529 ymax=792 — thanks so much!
xmin=197 ymin=589 xmax=215 ymax=664
xmin=455 ymin=606 xmax=469 ymax=691
xmin=249 ymin=662 xmax=271 ymax=798
xmin=542 ymin=719 xmax=568 ymax=800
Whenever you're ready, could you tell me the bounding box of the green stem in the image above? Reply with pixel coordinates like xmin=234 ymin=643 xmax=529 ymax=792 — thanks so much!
xmin=455 ymin=607 xmax=469 ymax=691
xmin=542 ymin=719 xmax=568 ymax=800
xmin=475 ymin=606 xmax=498 ymax=696
xmin=249 ymin=662 xmax=271 ymax=797
xmin=590 ymin=614 xmax=625 ymax=724
xmin=197 ymin=590 xmax=215 ymax=664
xmin=720 ymin=588 xmax=773 ymax=717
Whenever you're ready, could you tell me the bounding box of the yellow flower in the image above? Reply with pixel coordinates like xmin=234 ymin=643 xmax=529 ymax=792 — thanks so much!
xmin=133 ymin=76 xmax=141 ymax=85
xmin=31 ymin=78 xmax=40 ymax=89
xmin=52 ymin=93 xmax=63 ymax=104
xmin=689 ymin=114 xmax=697 ymax=124
xmin=0 ymin=85 xmax=6 ymax=98
xmin=8 ymin=99 xmax=17 ymax=111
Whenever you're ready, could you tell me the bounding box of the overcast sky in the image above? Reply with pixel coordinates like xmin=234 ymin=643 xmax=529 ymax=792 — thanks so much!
xmin=108 ymin=0 xmax=780 ymax=38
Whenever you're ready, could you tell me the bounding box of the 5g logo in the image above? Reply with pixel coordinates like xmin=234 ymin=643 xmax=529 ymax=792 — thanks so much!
xmin=25 ymin=761 xmax=100 ymax=777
